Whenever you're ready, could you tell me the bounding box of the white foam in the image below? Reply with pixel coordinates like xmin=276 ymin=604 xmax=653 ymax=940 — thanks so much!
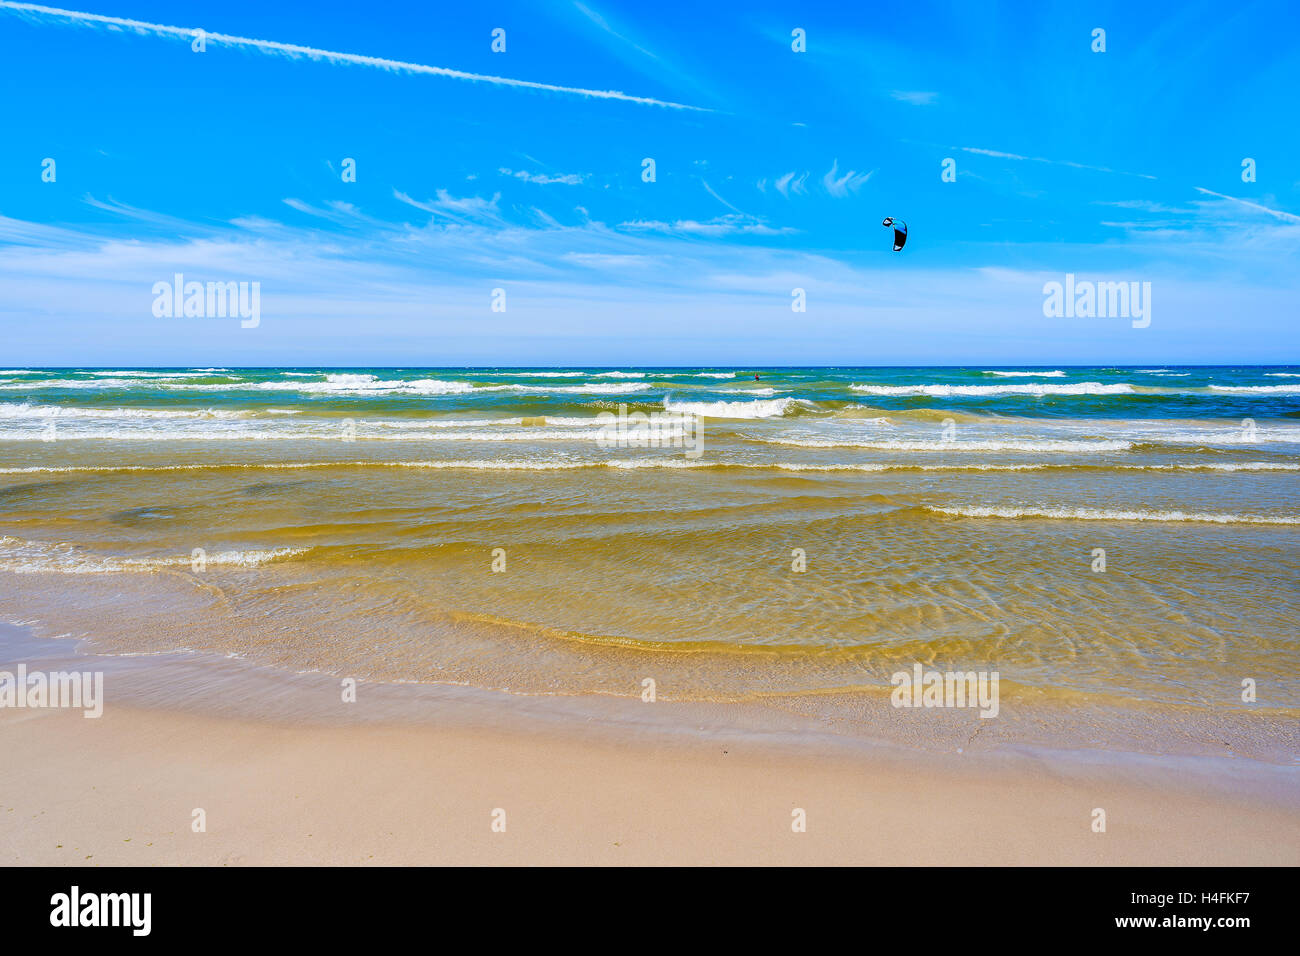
xmin=649 ymin=372 xmax=734 ymax=379
xmin=0 ymin=536 xmax=308 ymax=574
xmin=1208 ymin=384 xmax=1300 ymax=394
xmin=491 ymin=371 xmax=585 ymax=378
xmin=927 ymin=506 xmax=1300 ymax=525
xmin=485 ymin=382 xmax=651 ymax=395
xmin=762 ymin=438 xmax=1133 ymax=452
xmin=81 ymin=370 xmax=196 ymax=378
xmin=0 ymin=403 xmax=248 ymax=420
xmin=0 ymin=426 xmax=636 ymax=442
xmin=851 ymin=382 xmax=1135 ymax=397
xmin=983 ymin=370 xmax=1067 ymax=377
xmin=3 ymin=459 xmax=1296 ymax=477
xmin=1137 ymin=462 xmax=1300 ymax=472
xmin=663 ymin=396 xmax=802 ymax=418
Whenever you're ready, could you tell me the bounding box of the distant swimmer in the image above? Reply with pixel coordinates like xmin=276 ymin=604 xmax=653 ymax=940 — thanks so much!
xmin=754 ymin=373 xmax=761 ymax=381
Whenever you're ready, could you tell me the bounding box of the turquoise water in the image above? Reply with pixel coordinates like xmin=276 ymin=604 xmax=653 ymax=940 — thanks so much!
xmin=1 ymin=366 xmax=1299 ymax=427
xmin=0 ymin=365 xmax=1297 ymax=747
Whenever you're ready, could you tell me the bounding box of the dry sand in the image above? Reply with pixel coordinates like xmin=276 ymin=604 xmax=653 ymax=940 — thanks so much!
xmin=2 ymin=623 xmax=1296 ymax=866
xmin=3 ymin=698 xmax=1297 ymax=866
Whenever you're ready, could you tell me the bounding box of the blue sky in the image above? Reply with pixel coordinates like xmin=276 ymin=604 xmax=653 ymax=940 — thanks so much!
xmin=1 ymin=0 xmax=1297 ymax=365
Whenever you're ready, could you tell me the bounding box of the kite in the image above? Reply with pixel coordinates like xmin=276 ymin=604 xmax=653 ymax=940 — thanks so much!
xmin=882 ymin=217 xmax=908 ymax=251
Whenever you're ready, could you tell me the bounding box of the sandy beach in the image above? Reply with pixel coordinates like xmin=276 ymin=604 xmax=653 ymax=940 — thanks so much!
xmin=1 ymin=366 xmax=1298 ymax=866
xmin=2 ymin=624 xmax=1297 ymax=866
xmin=7 ymin=697 xmax=1299 ymax=867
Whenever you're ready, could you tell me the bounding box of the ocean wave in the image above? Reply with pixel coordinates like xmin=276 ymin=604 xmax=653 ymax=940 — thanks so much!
xmin=0 ymin=403 xmax=248 ymax=420
xmin=0 ymin=536 xmax=308 ymax=574
xmin=484 ymin=382 xmax=651 ymax=395
xmin=369 ymin=416 xmax=609 ymax=429
xmin=81 ymin=370 xmax=198 ymax=378
xmin=3 ymin=459 xmax=1296 ymax=476
xmin=0 ymin=426 xmax=642 ymax=442
xmin=491 ymin=371 xmax=585 ymax=378
xmin=761 ymin=438 xmax=1133 ymax=452
xmin=663 ymin=396 xmax=803 ymax=418
xmin=983 ymin=370 xmax=1067 ymax=377
xmin=0 ymin=375 xmax=653 ymax=398
xmin=246 ymin=375 xmax=478 ymax=396
xmin=1131 ymin=430 xmax=1300 ymax=445
xmin=851 ymin=382 xmax=1135 ymax=397
xmin=1133 ymin=462 xmax=1300 ymax=471
xmin=925 ymin=506 xmax=1300 ymax=525
xmin=1208 ymin=384 xmax=1300 ymax=394
xmin=0 ymin=377 xmax=182 ymax=390
xmin=650 ymin=372 xmax=735 ymax=379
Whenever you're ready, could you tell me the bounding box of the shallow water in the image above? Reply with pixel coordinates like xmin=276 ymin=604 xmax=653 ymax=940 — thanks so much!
xmin=1 ymin=366 xmax=1297 ymax=740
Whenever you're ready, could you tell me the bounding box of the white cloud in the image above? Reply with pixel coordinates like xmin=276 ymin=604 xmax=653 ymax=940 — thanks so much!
xmin=701 ymin=180 xmax=743 ymax=213
xmin=890 ymin=90 xmax=938 ymax=105
xmin=393 ymin=189 xmax=502 ymax=225
xmin=957 ymin=145 xmax=1157 ymax=180
xmin=618 ymin=215 xmax=795 ymax=237
xmin=774 ymin=172 xmax=809 ymax=198
xmin=500 ymin=168 xmax=587 ymax=186
xmin=822 ymin=160 xmax=872 ymax=198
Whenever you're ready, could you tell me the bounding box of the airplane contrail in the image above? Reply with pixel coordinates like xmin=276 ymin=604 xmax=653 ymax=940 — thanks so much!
xmin=0 ymin=1 xmax=710 ymax=111
xmin=1194 ymin=187 xmax=1300 ymax=223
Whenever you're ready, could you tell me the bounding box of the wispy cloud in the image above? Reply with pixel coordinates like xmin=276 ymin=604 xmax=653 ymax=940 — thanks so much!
xmin=701 ymin=180 xmax=744 ymax=214
xmin=1093 ymin=200 xmax=1188 ymax=213
xmin=769 ymin=164 xmax=871 ymax=199
xmin=619 ymin=214 xmax=794 ymax=237
xmin=890 ymin=90 xmax=937 ymax=105
xmin=774 ymin=172 xmax=808 ymax=198
xmin=500 ymin=168 xmax=587 ymax=186
xmin=573 ymin=1 xmax=661 ymax=63
xmin=81 ymin=195 xmax=203 ymax=231
xmin=956 ymin=145 xmax=1156 ymax=180
xmin=393 ymin=188 xmax=503 ymax=226
xmin=961 ymin=146 xmax=1028 ymax=160
xmin=1194 ymin=187 xmax=1300 ymax=223
xmin=822 ymin=160 xmax=873 ymax=198
xmin=0 ymin=1 xmax=710 ymax=110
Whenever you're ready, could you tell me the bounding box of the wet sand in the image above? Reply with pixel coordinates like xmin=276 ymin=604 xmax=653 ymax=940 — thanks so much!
xmin=2 ymin=624 xmax=1296 ymax=866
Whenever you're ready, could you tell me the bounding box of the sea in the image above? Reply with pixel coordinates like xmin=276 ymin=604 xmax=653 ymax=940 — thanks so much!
xmin=1 ymin=366 xmax=1297 ymax=758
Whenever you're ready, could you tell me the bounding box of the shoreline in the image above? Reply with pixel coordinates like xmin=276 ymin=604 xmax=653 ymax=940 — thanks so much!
xmin=2 ymin=621 xmax=1297 ymax=865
